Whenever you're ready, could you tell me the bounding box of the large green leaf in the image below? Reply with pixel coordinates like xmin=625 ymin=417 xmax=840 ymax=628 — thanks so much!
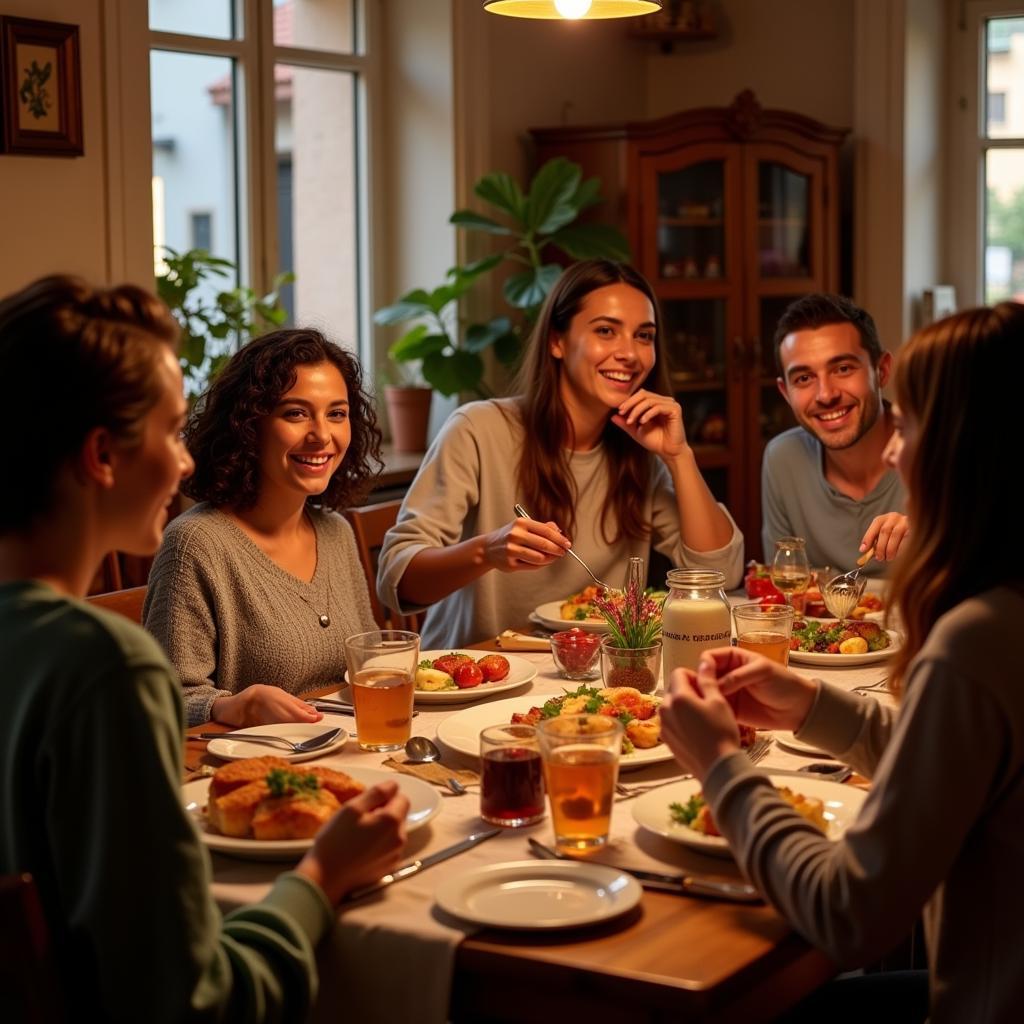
xmin=464 ymin=316 xmax=512 ymax=353
xmin=389 ymin=328 xmax=448 ymax=362
xmin=494 ymin=329 xmax=522 ymax=366
xmin=450 ymin=253 xmax=503 ymax=280
xmin=475 ymin=172 xmax=527 ymax=223
xmin=373 ymin=289 xmax=434 ymax=325
xmin=423 ymin=349 xmax=484 ymax=397
xmin=449 ymin=210 xmax=514 ymax=236
xmin=503 ymin=263 xmax=563 ymax=309
xmin=547 ymin=223 xmax=631 ymax=261
xmin=526 ymin=158 xmax=581 ymax=234
xmin=571 ymin=176 xmax=603 ymax=214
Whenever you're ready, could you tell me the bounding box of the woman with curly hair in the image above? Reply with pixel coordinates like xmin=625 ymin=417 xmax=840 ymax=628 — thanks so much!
xmin=659 ymin=303 xmax=1024 ymax=1021
xmin=144 ymin=328 xmax=383 ymax=726
xmin=377 ymin=259 xmax=743 ymax=649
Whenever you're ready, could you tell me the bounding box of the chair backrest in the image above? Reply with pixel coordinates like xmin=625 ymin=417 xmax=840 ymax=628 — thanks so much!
xmin=0 ymin=874 xmax=64 ymax=1022
xmin=85 ymin=585 xmax=147 ymax=625
xmin=343 ymin=500 xmax=423 ymax=631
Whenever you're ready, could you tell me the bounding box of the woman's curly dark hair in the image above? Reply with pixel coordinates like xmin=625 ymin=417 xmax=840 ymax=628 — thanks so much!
xmin=183 ymin=328 xmax=382 ymax=511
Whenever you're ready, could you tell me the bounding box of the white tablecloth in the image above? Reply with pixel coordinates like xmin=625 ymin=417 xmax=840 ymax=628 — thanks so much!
xmin=201 ymin=644 xmax=895 ymax=1024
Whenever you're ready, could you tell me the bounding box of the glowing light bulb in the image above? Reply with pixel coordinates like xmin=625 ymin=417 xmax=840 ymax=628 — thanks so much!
xmin=554 ymin=0 xmax=593 ymax=18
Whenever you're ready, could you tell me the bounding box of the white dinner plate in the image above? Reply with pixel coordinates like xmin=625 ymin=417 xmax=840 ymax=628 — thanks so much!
xmin=435 ymin=694 xmax=674 ymax=771
xmin=632 ymin=775 xmax=866 ymax=859
xmin=342 ymin=650 xmax=537 ymax=704
xmin=531 ymin=601 xmax=609 ymax=634
xmin=434 ymin=860 xmax=641 ymax=929
xmin=206 ymin=723 xmax=348 ymax=763
xmin=773 ymin=731 xmax=831 ymax=758
xmin=182 ymin=767 xmax=441 ymax=861
xmin=788 ymin=630 xmax=901 ymax=667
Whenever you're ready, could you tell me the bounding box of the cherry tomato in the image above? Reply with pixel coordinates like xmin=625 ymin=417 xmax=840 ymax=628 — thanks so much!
xmin=476 ymin=654 xmax=510 ymax=682
xmin=433 ymin=653 xmax=473 ymax=676
xmin=453 ymin=662 xmax=484 ymax=689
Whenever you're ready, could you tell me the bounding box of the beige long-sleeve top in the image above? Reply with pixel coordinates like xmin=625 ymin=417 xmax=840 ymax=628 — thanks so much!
xmin=376 ymin=398 xmax=745 ymax=649
xmin=144 ymin=504 xmax=376 ymax=725
xmin=703 ymin=585 xmax=1024 ymax=1023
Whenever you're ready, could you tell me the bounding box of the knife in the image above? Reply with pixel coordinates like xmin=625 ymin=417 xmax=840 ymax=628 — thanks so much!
xmin=527 ymin=838 xmax=762 ymax=904
xmin=344 ymin=827 xmax=502 ymax=902
xmin=309 ymin=699 xmax=419 ymax=718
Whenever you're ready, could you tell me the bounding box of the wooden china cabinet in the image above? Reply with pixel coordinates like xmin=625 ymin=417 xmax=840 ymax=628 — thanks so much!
xmin=531 ymin=91 xmax=848 ymax=559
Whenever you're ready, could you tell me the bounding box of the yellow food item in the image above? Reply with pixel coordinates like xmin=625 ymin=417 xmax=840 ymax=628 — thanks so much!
xmin=625 ymin=716 xmax=661 ymax=749
xmin=776 ymin=786 xmax=827 ymax=832
xmin=415 ymin=666 xmax=455 ymax=691
xmin=251 ymin=789 xmax=341 ymax=840
xmin=839 ymin=636 xmax=869 ymax=655
xmin=208 ymin=756 xmax=291 ymax=800
xmin=208 ymin=779 xmax=270 ymax=837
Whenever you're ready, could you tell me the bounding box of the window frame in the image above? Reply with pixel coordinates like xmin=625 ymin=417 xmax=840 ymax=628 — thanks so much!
xmin=148 ymin=0 xmax=378 ymax=365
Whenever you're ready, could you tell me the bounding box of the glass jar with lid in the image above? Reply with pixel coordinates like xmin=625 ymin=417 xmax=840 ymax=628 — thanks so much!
xmin=662 ymin=569 xmax=732 ymax=675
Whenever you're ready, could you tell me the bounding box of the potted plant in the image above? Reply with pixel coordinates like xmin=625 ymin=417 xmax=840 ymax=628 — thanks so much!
xmin=156 ymin=247 xmax=293 ymax=393
xmin=595 ymin=558 xmax=664 ymax=694
xmin=373 ymin=157 xmax=629 ymax=446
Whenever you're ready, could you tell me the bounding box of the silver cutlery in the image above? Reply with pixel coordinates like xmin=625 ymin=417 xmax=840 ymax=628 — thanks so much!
xmin=527 ymin=838 xmax=762 ymax=904
xmin=195 ymin=726 xmax=344 ymax=753
xmin=746 ymin=735 xmax=773 ymax=764
xmin=615 ymin=778 xmax=689 ymax=801
xmin=514 ymin=503 xmax=616 ymax=592
xmin=310 ymin=699 xmax=419 ymax=718
xmin=852 ymin=676 xmax=889 ymax=695
xmin=345 ymin=827 xmax=502 ymax=902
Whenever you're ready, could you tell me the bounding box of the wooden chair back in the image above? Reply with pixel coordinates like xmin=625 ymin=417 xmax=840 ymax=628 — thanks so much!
xmin=344 ymin=500 xmax=423 ymax=631
xmin=85 ymin=585 xmax=147 ymax=625
xmin=0 ymin=874 xmax=64 ymax=1022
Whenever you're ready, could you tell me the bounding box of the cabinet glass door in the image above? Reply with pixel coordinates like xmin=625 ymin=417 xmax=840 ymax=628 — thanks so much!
xmin=656 ymin=160 xmax=726 ymax=282
xmin=757 ymin=163 xmax=811 ymax=278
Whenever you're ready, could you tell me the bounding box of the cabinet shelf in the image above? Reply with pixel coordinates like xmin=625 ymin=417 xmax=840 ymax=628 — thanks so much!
xmin=659 ymin=216 xmax=723 ymax=227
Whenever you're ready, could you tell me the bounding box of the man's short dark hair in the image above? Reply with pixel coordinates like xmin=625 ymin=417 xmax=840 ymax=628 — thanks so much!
xmin=773 ymin=293 xmax=883 ymax=374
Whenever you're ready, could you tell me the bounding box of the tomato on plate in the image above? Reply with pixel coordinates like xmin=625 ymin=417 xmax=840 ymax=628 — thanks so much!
xmin=759 ymin=593 xmax=787 ymax=607
xmin=453 ymin=662 xmax=484 ymax=689
xmin=476 ymin=654 xmax=510 ymax=682
xmin=433 ymin=653 xmax=473 ymax=676
xmin=744 ymin=562 xmax=783 ymax=600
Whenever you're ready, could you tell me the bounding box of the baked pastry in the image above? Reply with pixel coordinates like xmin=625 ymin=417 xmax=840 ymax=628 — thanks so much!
xmin=208 ymin=779 xmax=270 ymax=837
xmin=251 ymin=789 xmax=341 ymax=840
xmin=306 ymin=765 xmax=365 ymax=804
xmin=209 ymin=756 xmax=290 ymax=800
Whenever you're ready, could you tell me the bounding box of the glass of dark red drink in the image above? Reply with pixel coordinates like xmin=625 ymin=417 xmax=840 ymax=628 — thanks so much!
xmin=479 ymin=724 xmax=545 ymax=828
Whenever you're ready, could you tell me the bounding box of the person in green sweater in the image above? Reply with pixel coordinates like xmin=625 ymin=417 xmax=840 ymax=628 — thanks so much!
xmin=0 ymin=276 xmax=409 ymax=1022
xmin=660 ymin=302 xmax=1024 ymax=1022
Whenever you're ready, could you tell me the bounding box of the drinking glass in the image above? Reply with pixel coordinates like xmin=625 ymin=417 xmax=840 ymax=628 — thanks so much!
xmin=344 ymin=629 xmax=419 ymax=752
xmin=770 ymin=536 xmax=811 ymax=609
xmin=479 ymin=724 xmax=545 ymax=828
xmin=537 ymin=715 xmax=622 ymax=854
xmin=732 ymin=601 xmax=795 ymax=666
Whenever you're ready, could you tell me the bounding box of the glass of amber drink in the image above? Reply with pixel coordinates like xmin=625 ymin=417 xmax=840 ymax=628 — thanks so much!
xmin=344 ymin=630 xmax=419 ymax=752
xmin=732 ymin=601 xmax=795 ymax=666
xmin=537 ymin=715 xmax=623 ymax=855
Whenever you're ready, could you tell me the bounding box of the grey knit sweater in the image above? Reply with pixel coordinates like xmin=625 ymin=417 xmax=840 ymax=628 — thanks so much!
xmin=144 ymin=503 xmax=376 ymax=725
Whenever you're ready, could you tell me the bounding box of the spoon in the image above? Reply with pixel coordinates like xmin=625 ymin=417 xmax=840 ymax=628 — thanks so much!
xmin=404 ymin=736 xmax=470 ymax=795
xmin=513 ymin=503 xmax=616 ymax=592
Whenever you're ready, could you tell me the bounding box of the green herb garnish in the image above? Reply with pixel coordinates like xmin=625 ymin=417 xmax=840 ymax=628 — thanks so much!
xmin=265 ymin=769 xmax=320 ymax=798
xmin=669 ymin=795 xmax=705 ymax=825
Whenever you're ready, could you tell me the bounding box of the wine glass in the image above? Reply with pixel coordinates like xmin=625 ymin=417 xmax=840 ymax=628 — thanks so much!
xmin=771 ymin=536 xmax=811 ymax=609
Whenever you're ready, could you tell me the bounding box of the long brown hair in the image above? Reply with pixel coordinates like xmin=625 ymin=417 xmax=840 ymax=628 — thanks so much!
xmin=887 ymin=301 xmax=1024 ymax=692
xmin=509 ymin=260 xmax=671 ymax=543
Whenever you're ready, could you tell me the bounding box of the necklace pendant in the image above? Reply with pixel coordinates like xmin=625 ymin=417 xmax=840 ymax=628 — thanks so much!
xmin=319 ymin=613 xmax=331 ymax=628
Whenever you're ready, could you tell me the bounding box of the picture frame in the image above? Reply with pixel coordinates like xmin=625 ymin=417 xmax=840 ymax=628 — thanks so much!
xmin=0 ymin=16 xmax=82 ymax=157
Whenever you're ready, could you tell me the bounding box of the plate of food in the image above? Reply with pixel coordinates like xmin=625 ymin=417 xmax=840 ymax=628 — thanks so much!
xmin=803 ymin=586 xmax=886 ymax=622
xmin=632 ymin=775 xmax=866 ymax=858
xmin=182 ymin=760 xmax=441 ymax=860
xmin=411 ymin=650 xmax=537 ymax=703
xmin=435 ymin=860 xmax=642 ymax=930
xmin=772 ymin=731 xmax=832 ymax=757
xmin=206 ymin=723 xmax=349 ymax=763
xmin=787 ymin=619 xmax=899 ymax=666
xmin=532 ymin=586 xmax=667 ymax=634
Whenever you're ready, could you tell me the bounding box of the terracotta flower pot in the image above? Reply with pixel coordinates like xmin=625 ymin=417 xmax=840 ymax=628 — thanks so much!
xmin=384 ymin=385 xmax=432 ymax=454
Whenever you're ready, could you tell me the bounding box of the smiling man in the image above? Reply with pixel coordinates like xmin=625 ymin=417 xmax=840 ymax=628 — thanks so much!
xmin=760 ymin=294 xmax=908 ymax=576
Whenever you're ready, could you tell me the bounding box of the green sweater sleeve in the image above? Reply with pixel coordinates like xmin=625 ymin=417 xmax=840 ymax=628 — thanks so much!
xmin=47 ymin=654 xmax=333 ymax=1023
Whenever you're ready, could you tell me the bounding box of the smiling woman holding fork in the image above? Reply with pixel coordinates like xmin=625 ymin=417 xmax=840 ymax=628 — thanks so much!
xmin=660 ymin=302 xmax=1024 ymax=1022
xmin=377 ymin=260 xmax=744 ymax=649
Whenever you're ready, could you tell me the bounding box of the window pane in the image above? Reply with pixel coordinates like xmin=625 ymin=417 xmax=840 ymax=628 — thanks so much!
xmin=985 ymin=17 xmax=1024 ymax=139
xmin=149 ymin=0 xmax=233 ymax=39
xmin=985 ymin=148 xmax=1024 ymax=303
xmin=275 ymin=0 xmax=357 ymax=55
xmin=276 ymin=63 xmax=358 ymax=346
xmin=656 ymin=161 xmax=725 ymax=281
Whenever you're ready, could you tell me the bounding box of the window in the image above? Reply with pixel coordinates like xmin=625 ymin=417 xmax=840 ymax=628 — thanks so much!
xmin=148 ymin=0 xmax=371 ymax=383
xmin=981 ymin=14 xmax=1024 ymax=302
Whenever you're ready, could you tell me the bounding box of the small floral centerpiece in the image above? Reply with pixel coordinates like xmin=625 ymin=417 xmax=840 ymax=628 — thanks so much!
xmin=594 ymin=569 xmax=663 ymax=693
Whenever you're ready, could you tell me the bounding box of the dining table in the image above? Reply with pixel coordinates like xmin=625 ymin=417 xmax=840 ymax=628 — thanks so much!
xmin=183 ymin=618 xmax=897 ymax=1024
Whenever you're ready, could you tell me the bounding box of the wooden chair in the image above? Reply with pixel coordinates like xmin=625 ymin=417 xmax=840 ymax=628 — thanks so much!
xmin=0 ymin=874 xmax=64 ymax=1023
xmin=85 ymin=585 xmax=147 ymax=625
xmin=344 ymin=500 xmax=423 ymax=631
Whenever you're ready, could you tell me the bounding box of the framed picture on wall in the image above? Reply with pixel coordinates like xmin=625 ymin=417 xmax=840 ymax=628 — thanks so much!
xmin=0 ymin=16 xmax=82 ymax=157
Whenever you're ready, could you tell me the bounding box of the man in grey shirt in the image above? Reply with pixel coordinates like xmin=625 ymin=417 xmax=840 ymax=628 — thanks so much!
xmin=761 ymin=294 xmax=907 ymax=576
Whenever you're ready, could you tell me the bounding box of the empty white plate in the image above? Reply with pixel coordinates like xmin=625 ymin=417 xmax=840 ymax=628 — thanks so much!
xmin=434 ymin=860 xmax=641 ymax=929
xmin=206 ymin=723 xmax=347 ymax=763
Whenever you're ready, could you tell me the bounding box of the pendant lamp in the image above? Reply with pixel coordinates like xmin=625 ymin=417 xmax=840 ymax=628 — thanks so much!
xmin=483 ymin=1 xmax=663 ymax=20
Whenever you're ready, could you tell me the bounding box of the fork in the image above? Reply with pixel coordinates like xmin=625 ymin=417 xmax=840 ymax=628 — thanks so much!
xmin=615 ymin=778 xmax=688 ymax=801
xmin=852 ymin=676 xmax=890 ymax=695
xmin=514 ymin=503 xmax=616 ymax=592
xmin=746 ymin=735 xmax=772 ymax=764
xmin=195 ymin=727 xmax=343 ymax=753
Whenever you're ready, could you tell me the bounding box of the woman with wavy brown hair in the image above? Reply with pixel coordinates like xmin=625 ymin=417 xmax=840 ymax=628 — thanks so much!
xmin=659 ymin=302 xmax=1024 ymax=1022
xmin=378 ymin=259 xmax=743 ymax=648
xmin=145 ymin=328 xmax=383 ymax=726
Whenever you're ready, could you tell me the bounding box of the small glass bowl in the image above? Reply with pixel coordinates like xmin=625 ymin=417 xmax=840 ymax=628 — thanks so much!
xmin=550 ymin=628 xmax=603 ymax=680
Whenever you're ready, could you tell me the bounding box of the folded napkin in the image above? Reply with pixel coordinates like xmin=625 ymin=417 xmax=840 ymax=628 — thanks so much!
xmin=383 ymin=757 xmax=480 ymax=789
xmin=495 ymin=629 xmax=551 ymax=652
